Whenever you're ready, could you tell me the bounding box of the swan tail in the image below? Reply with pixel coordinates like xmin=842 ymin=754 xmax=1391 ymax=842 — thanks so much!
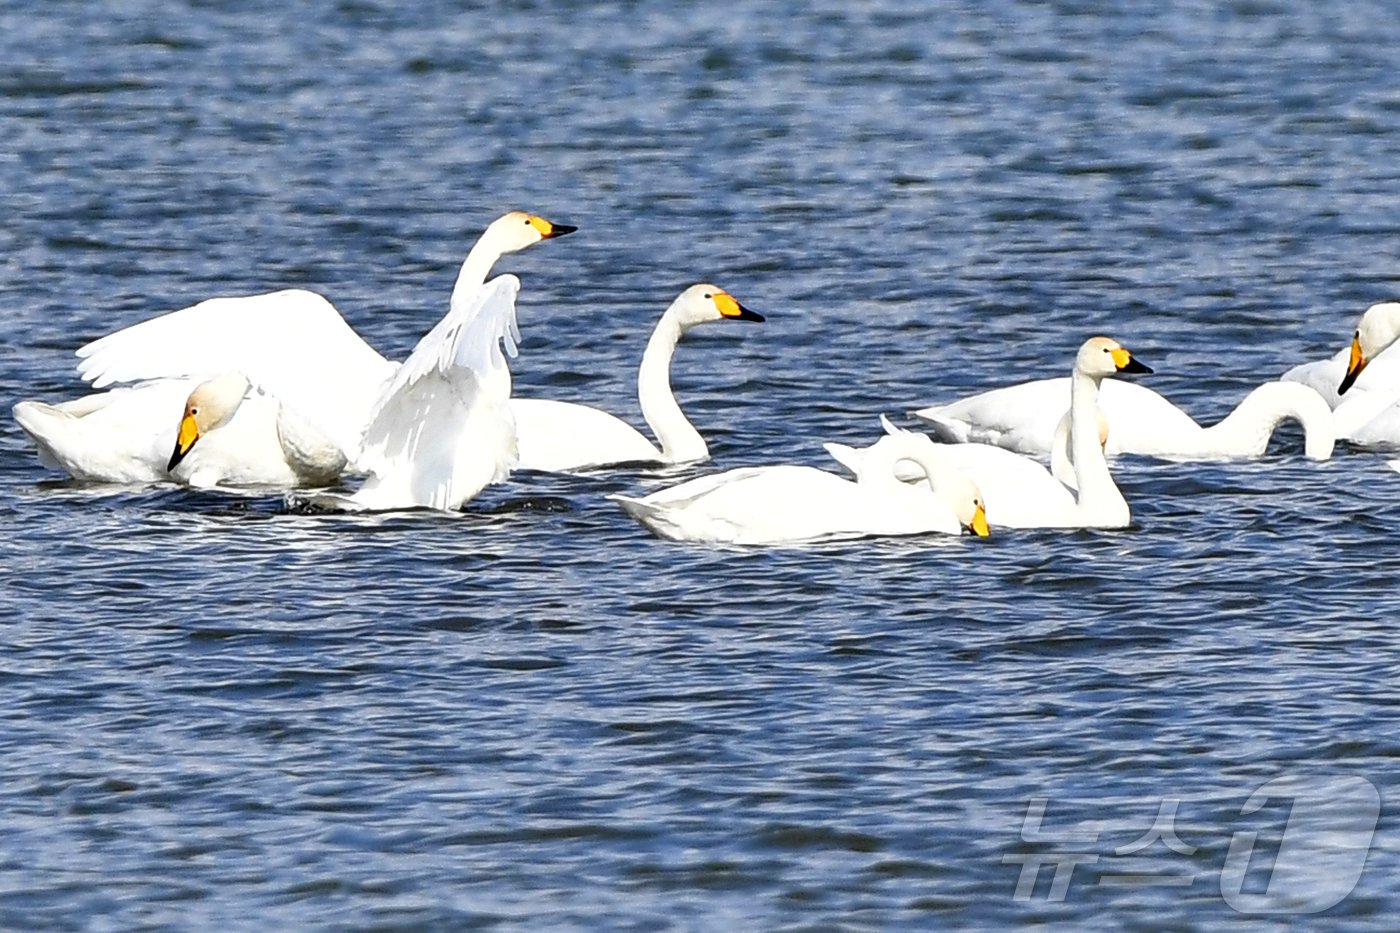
xmin=13 ymin=401 xmax=73 ymax=472
xmin=911 ymin=409 xmax=969 ymax=443
xmin=822 ymin=441 xmax=862 ymax=477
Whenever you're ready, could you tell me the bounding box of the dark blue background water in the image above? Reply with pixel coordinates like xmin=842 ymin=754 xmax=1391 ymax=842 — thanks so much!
xmin=2 ymin=1 xmax=1398 ymax=928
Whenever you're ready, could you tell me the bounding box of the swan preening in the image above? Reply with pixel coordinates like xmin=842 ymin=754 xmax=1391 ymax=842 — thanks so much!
xmin=915 ymin=377 xmax=1334 ymax=462
xmin=611 ymin=431 xmax=989 ymax=545
xmin=1283 ymin=300 xmax=1400 ymax=447
xmin=617 ymin=336 xmax=1151 ymax=539
xmin=511 ymin=284 xmax=764 ymax=472
xmin=14 ymin=211 xmax=576 ymax=510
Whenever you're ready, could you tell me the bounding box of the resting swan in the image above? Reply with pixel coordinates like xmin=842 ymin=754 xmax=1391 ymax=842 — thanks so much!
xmin=511 ymin=284 xmax=764 ymax=472
xmin=823 ymin=419 xmax=1074 ymax=529
xmin=611 ymin=432 xmax=990 ymax=545
xmin=914 ymin=377 xmax=1333 ymax=461
xmin=166 ymin=373 xmax=347 ymax=487
xmin=15 ymin=211 xmax=575 ymax=509
xmin=1282 ymin=300 xmax=1400 ymax=446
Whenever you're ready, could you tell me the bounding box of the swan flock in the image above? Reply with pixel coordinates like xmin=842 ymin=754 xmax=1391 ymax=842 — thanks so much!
xmin=12 ymin=210 xmax=1381 ymax=544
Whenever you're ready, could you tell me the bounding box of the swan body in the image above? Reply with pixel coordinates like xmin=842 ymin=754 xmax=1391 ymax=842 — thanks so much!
xmin=825 ymin=422 xmax=1082 ymax=530
xmin=511 ymin=284 xmax=764 ymax=472
xmin=915 ymin=377 xmax=1333 ymax=461
xmin=611 ymin=432 xmax=989 ymax=545
xmin=21 ymin=211 xmax=575 ymax=509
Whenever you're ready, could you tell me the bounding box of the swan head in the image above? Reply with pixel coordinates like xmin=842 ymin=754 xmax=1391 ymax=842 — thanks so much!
xmin=1339 ymin=301 xmax=1400 ymax=394
xmin=1077 ymin=336 xmax=1152 ymax=380
xmin=671 ymin=283 xmax=765 ymax=328
xmin=484 ymin=210 xmax=578 ymax=254
xmin=945 ymin=473 xmax=990 ymax=538
xmin=167 ymin=372 xmax=251 ymax=471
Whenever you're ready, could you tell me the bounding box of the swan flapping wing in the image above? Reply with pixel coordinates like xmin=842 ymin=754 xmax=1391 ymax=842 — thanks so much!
xmin=348 ymin=275 xmax=522 ymax=511
xmin=75 ymin=288 xmax=397 ymax=457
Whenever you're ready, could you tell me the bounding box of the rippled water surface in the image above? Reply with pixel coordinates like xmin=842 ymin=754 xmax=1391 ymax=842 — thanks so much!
xmin=4 ymin=1 xmax=1400 ymax=928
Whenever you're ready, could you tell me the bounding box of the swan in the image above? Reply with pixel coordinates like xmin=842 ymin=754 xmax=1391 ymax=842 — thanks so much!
xmin=166 ymin=372 xmax=346 ymax=487
xmin=510 ymin=284 xmax=764 ymax=472
xmin=914 ymin=377 xmax=1333 ymax=461
xmin=824 ymin=418 xmax=1082 ymax=529
xmin=1282 ymin=300 xmax=1400 ymax=446
xmin=17 ymin=211 xmax=575 ymax=508
xmin=610 ymin=432 xmax=990 ymax=545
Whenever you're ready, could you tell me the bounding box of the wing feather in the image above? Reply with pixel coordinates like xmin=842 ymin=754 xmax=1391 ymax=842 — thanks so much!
xmin=348 ymin=275 xmax=522 ymax=510
xmin=75 ymin=288 xmax=397 ymax=457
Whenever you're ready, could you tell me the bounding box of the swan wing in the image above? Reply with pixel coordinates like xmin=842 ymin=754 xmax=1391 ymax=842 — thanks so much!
xmin=347 ymin=275 xmax=521 ymax=511
xmin=912 ymin=378 xmax=1072 ymax=453
xmin=75 ymin=288 xmax=397 ymax=456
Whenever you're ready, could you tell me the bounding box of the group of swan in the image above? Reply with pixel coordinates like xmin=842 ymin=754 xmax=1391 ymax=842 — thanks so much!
xmin=616 ymin=336 xmax=1153 ymax=540
xmin=13 ymin=210 xmax=769 ymax=513
xmin=14 ymin=207 xmax=1391 ymax=544
xmin=16 ymin=212 xmax=576 ymax=509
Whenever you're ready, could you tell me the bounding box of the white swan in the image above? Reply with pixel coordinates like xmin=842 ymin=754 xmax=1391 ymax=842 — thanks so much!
xmin=167 ymin=372 xmax=347 ymax=488
xmin=1282 ymin=300 xmax=1400 ymax=446
xmin=914 ymin=377 xmax=1333 ymax=461
xmin=510 ymin=284 xmax=764 ymax=472
xmin=16 ymin=211 xmax=575 ymax=508
xmin=824 ymin=418 xmax=1081 ymax=529
xmin=610 ymin=432 xmax=990 ymax=545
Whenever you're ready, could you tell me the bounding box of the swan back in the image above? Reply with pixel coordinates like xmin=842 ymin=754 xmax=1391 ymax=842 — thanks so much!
xmin=855 ymin=432 xmax=989 ymax=536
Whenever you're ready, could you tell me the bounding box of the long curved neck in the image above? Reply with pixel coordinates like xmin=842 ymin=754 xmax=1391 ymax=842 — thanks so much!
xmin=637 ymin=309 xmax=708 ymax=462
xmin=857 ymin=435 xmax=961 ymax=492
xmin=1203 ymin=383 xmax=1335 ymax=459
xmin=1070 ymin=369 xmax=1129 ymax=526
xmin=450 ymin=234 xmax=509 ymax=307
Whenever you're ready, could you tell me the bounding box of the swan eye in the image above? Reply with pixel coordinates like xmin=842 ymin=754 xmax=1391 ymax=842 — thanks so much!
xmin=703 ymin=293 xmax=713 ymax=299
xmin=190 ymin=407 xmax=199 ymax=415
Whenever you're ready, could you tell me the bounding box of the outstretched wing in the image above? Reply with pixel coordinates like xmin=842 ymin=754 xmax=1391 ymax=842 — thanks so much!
xmin=75 ymin=288 xmax=397 ymax=457
xmin=348 ymin=275 xmax=522 ymax=511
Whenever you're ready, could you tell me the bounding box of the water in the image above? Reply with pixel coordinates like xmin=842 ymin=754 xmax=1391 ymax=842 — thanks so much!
xmin=2 ymin=1 xmax=1398 ymax=928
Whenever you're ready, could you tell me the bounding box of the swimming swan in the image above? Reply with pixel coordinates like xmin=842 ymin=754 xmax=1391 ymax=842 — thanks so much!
xmin=610 ymin=432 xmax=990 ymax=545
xmin=17 ymin=212 xmax=575 ymax=508
xmin=914 ymin=377 xmax=1332 ymax=461
xmin=510 ymin=284 xmax=764 ymax=472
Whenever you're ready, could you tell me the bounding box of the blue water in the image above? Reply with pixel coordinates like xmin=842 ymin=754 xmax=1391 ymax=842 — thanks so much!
xmin=3 ymin=1 xmax=1399 ymax=928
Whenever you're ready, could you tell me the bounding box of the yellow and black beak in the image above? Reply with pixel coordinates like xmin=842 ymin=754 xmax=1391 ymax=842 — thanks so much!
xmin=1111 ymin=347 xmax=1152 ymax=374
xmin=528 ymin=215 xmax=578 ymax=239
xmin=167 ymin=411 xmax=200 ymax=471
xmin=1339 ymin=334 xmax=1367 ymax=395
xmin=713 ymin=292 xmax=765 ymax=323
xmin=970 ymin=501 xmax=991 ymax=538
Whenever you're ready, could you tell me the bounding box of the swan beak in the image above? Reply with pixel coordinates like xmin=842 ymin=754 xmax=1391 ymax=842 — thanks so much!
xmin=969 ymin=502 xmax=990 ymax=537
xmin=714 ymin=292 xmax=765 ymax=323
xmin=528 ymin=216 xmax=577 ymax=239
xmin=168 ymin=412 xmax=200 ymax=471
xmin=1111 ymin=347 xmax=1152 ymax=374
xmin=1339 ymin=334 xmax=1367 ymax=395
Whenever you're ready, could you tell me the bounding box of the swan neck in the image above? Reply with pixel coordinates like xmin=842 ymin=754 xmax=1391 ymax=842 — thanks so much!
xmin=1070 ymin=370 xmax=1129 ymax=525
xmin=450 ymin=235 xmax=507 ymax=306
xmin=637 ymin=310 xmax=707 ymax=463
xmin=1203 ymin=384 xmax=1333 ymax=457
